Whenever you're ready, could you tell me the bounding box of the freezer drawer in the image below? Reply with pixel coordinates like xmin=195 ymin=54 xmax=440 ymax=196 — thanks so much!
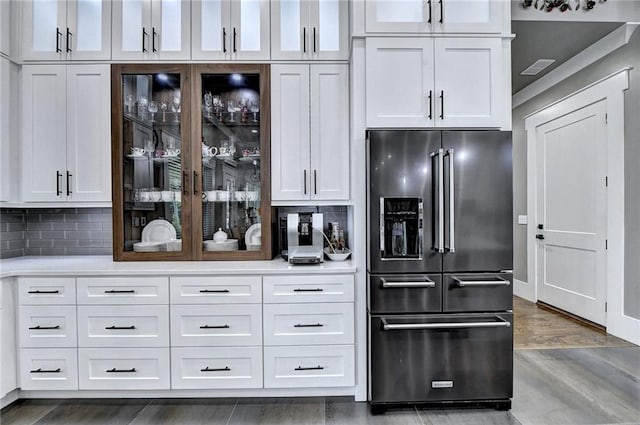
xmin=443 ymin=273 xmax=512 ymax=312
xmin=370 ymin=313 xmax=513 ymax=403
xmin=369 ymin=274 xmax=442 ymax=314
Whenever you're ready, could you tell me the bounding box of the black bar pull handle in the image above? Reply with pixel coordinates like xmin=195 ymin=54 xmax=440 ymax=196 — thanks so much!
xmin=142 ymin=27 xmax=147 ymax=52
xmin=439 ymin=90 xmax=444 ymax=119
xmin=233 ymin=27 xmax=237 ymax=53
xmin=428 ymin=0 xmax=432 ymax=23
xmin=30 ymin=368 xmax=61 ymax=374
xmin=199 ymin=289 xmax=230 ymax=293
xmin=201 ymin=366 xmax=231 ymax=372
xmin=182 ymin=170 xmax=188 ymax=195
xmin=294 ymin=323 xmax=323 ymax=328
xmin=536 ymin=234 xmax=545 ymax=240
xmin=428 ymin=90 xmax=433 ymax=120
xmin=294 ymin=365 xmax=324 ymax=371
xmin=104 ymin=289 xmax=135 ymax=294
xmin=56 ymin=27 xmax=62 ymax=52
xmin=303 ymin=27 xmax=306 ymax=53
xmin=105 ymin=325 xmax=136 ymax=330
xmin=303 ymin=169 xmax=307 ymax=195
xmin=28 ymin=289 xmax=60 ymax=294
xmin=314 ymin=169 xmax=317 ymax=195
xmin=152 ymin=27 xmax=157 ymax=52
xmin=293 ymin=288 xmax=323 ymax=292
xmin=439 ymin=0 xmax=443 ymax=23
xmin=29 ymin=325 xmax=61 ymax=330
xmin=66 ymin=171 xmax=72 ymax=196
xmin=200 ymin=324 xmax=230 ymax=329
xmin=222 ymin=27 xmax=227 ymax=53
xmin=66 ymin=28 xmax=72 ymax=52
xmin=193 ymin=170 xmax=198 ymax=195
xmin=56 ymin=171 xmax=62 ymax=196
xmin=106 ymin=368 xmax=136 ymax=373
xmin=313 ymin=27 xmax=316 ymax=53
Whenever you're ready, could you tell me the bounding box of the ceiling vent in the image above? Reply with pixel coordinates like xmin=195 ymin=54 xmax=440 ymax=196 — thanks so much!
xmin=520 ymin=59 xmax=556 ymax=76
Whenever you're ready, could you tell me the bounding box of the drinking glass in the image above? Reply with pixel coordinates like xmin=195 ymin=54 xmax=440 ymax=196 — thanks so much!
xmin=159 ymin=98 xmax=168 ymax=122
xmin=137 ymin=95 xmax=148 ymax=118
xmin=125 ymin=94 xmax=134 ymax=114
xmin=148 ymin=101 xmax=158 ymax=122
xmin=171 ymin=95 xmax=181 ymax=122
xmin=203 ymin=91 xmax=213 ymax=118
xmin=249 ymin=100 xmax=260 ymax=122
xmin=227 ymin=100 xmax=236 ymax=123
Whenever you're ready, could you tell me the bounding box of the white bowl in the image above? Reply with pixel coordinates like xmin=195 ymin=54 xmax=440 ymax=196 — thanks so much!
xmin=323 ymin=247 xmax=351 ymax=261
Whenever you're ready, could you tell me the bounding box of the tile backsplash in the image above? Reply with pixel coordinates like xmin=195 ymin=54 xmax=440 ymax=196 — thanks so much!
xmin=0 ymin=208 xmax=113 ymax=258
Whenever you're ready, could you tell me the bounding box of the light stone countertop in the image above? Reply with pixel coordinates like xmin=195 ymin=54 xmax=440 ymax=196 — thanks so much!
xmin=0 ymin=256 xmax=356 ymax=279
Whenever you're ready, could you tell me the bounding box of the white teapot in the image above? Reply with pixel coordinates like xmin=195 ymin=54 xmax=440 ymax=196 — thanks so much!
xmin=213 ymin=228 xmax=228 ymax=243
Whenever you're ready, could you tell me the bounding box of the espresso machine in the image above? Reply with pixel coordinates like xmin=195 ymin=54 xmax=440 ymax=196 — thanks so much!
xmin=287 ymin=213 xmax=324 ymax=264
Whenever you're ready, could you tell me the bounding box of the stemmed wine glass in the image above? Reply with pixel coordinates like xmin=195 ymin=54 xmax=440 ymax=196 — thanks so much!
xmin=203 ymin=91 xmax=213 ymax=118
xmin=159 ymin=98 xmax=168 ymax=122
xmin=227 ymin=100 xmax=236 ymax=123
xmin=171 ymin=95 xmax=181 ymax=122
xmin=124 ymin=94 xmax=134 ymax=114
xmin=148 ymin=100 xmax=158 ymax=122
xmin=249 ymin=100 xmax=260 ymax=122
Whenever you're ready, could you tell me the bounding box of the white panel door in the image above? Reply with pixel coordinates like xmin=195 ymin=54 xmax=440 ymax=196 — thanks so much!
xmin=65 ymin=0 xmax=112 ymax=60
xmin=365 ymin=0 xmax=432 ymax=33
xmin=229 ymin=0 xmax=270 ymax=60
xmin=191 ymin=0 xmax=231 ymax=60
xmin=20 ymin=348 xmax=78 ymax=391
xmin=0 ymin=58 xmax=9 ymax=202
xmin=434 ymin=38 xmax=502 ymax=128
xmin=112 ymin=0 xmax=152 ymax=60
xmin=536 ymin=100 xmax=607 ymax=325
xmin=365 ymin=38 xmax=434 ymax=128
xmin=271 ymin=65 xmax=311 ymax=201
xmin=270 ymin=0 xmax=310 ymax=60
xmin=0 ymin=279 xmax=17 ymax=397
xmin=308 ymin=0 xmax=349 ymax=60
xmin=21 ymin=65 xmax=68 ymax=202
xmin=0 ymin=0 xmax=10 ymax=55
xmin=66 ymin=65 xmax=111 ymax=202
xmin=437 ymin=0 xmax=504 ymax=34
xmin=22 ymin=0 xmax=67 ymax=60
xmin=310 ymin=64 xmax=349 ymax=200
xmin=151 ymin=0 xmax=191 ymax=60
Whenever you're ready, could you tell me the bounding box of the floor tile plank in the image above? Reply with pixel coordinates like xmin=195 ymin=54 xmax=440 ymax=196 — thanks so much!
xmin=226 ymin=397 xmax=325 ymax=425
xmin=127 ymin=398 xmax=237 ymax=425
xmin=325 ymin=397 xmax=423 ymax=425
xmin=33 ymin=399 xmax=150 ymax=425
xmin=417 ymin=408 xmax=523 ymax=425
xmin=0 ymin=399 xmax=60 ymax=425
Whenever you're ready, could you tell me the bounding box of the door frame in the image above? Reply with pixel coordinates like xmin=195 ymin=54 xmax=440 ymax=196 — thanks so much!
xmin=522 ymin=68 xmax=637 ymax=344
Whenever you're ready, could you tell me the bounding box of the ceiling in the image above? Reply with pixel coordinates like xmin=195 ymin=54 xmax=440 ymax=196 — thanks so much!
xmin=511 ymin=21 xmax=624 ymax=94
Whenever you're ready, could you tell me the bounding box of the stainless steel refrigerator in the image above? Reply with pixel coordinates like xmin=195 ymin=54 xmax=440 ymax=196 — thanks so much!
xmin=367 ymin=130 xmax=513 ymax=413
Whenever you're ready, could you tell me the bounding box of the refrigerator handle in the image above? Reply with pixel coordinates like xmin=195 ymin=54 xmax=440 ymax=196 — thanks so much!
xmin=430 ymin=149 xmax=444 ymax=253
xmin=445 ymin=148 xmax=455 ymax=253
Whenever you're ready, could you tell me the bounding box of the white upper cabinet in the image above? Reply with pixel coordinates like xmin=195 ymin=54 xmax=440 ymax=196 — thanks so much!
xmin=22 ymin=65 xmax=111 ymax=203
xmin=112 ymin=0 xmax=190 ymax=60
xmin=192 ymin=0 xmax=270 ymax=60
xmin=0 ymin=58 xmax=9 ymax=203
xmin=272 ymin=64 xmax=349 ymax=201
xmin=366 ymin=37 xmax=504 ymax=128
xmin=365 ymin=0 xmax=507 ymax=34
xmin=271 ymin=0 xmax=349 ymax=60
xmin=0 ymin=0 xmax=10 ymax=56
xmin=22 ymin=0 xmax=111 ymax=61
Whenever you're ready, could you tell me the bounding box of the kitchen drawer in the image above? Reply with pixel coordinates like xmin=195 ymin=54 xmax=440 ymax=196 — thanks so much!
xmin=77 ymin=305 xmax=169 ymax=348
xmin=170 ymin=304 xmax=262 ymax=347
xmin=18 ymin=277 xmax=75 ymax=305
xmin=369 ymin=274 xmax=442 ymax=314
xmin=443 ymin=273 xmax=513 ymax=313
xmin=170 ymin=276 xmax=261 ymax=304
xmin=264 ymin=345 xmax=354 ymax=388
xmin=20 ymin=348 xmax=78 ymax=390
xmin=76 ymin=277 xmax=169 ymax=305
xmin=19 ymin=305 xmax=77 ymax=348
xmin=171 ymin=346 xmax=263 ymax=389
xmin=263 ymin=303 xmax=354 ymax=346
xmin=78 ymin=347 xmax=170 ymax=390
xmin=263 ymin=275 xmax=354 ymax=303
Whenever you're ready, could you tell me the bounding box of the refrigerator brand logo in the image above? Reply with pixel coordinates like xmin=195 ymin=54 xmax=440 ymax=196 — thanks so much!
xmin=431 ymin=380 xmax=454 ymax=389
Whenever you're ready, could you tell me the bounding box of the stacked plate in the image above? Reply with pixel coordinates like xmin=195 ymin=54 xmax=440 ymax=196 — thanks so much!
xmin=203 ymin=239 xmax=239 ymax=251
xmin=134 ymin=219 xmax=177 ymax=252
xmin=245 ymin=223 xmax=261 ymax=251
xmin=133 ymin=241 xmax=163 ymax=252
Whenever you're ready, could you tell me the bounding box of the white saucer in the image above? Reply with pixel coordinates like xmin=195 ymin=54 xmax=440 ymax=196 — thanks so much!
xmin=141 ymin=219 xmax=177 ymax=243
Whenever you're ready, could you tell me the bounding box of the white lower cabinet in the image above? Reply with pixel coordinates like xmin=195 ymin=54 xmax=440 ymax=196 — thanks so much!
xmin=264 ymin=345 xmax=354 ymax=388
xmin=19 ymin=305 xmax=77 ymax=348
xmin=78 ymin=347 xmax=170 ymax=390
xmin=20 ymin=348 xmax=78 ymax=391
xmin=1 ymin=278 xmax=17 ymax=398
xmin=171 ymin=347 xmax=263 ymax=389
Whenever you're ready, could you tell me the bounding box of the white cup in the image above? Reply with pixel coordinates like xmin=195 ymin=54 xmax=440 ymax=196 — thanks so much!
xmin=217 ymin=190 xmax=230 ymax=202
xmin=139 ymin=191 xmax=151 ymax=202
xmin=150 ymin=191 xmax=161 ymax=202
xmin=161 ymin=191 xmax=173 ymax=201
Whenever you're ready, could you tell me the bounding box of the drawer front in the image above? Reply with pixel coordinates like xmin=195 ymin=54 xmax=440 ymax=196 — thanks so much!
xmin=19 ymin=305 xmax=77 ymax=348
xmin=77 ymin=305 xmax=169 ymax=347
xmin=369 ymin=274 xmax=442 ymax=314
xmin=20 ymin=348 xmax=78 ymax=390
xmin=76 ymin=277 xmax=169 ymax=305
xmin=171 ymin=346 xmax=263 ymax=389
xmin=18 ymin=277 xmax=76 ymax=305
xmin=171 ymin=304 xmax=262 ymax=347
xmin=264 ymin=345 xmax=354 ymax=388
xmin=370 ymin=313 xmax=513 ymax=403
xmin=170 ymin=276 xmax=262 ymax=304
xmin=263 ymin=303 xmax=354 ymax=346
xmin=78 ymin=347 xmax=170 ymax=390
xmin=443 ymin=273 xmax=513 ymax=313
xmin=263 ymin=275 xmax=354 ymax=303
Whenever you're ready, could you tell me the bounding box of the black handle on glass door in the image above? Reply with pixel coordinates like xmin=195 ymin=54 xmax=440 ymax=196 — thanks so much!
xmin=193 ymin=171 xmax=198 ymax=195
xmin=142 ymin=28 xmax=147 ymax=52
xmin=56 ymin=28 xmax=62 ymax=53
xmin=66 ymin=28 xmax=72 ymax=52
xmin=313 ymin=27 xmax=316 ymax=53
xmin=66 ymin=171 xmax=72 ymax=196
xmin=439 ymin=0 xmax=443 ymax=23
xmin=440 ymin=90 xmax=444 ymax=119
xmin=152 ymin=27 xmax=157 ymax=52
xmin=182 ymin=170 xmax=188 ymax=195
xmin=223 ymin=27 xmax=227 ymax=53
xmin=233 ymin=27 xmax=237 ymax=53
xmin=428 ymin=90 xmax=433 ymax=120
xmin=303 ymin=27 xmax=307 ymax=53
xmin=56 ymin=171 xmax=62 ymax=196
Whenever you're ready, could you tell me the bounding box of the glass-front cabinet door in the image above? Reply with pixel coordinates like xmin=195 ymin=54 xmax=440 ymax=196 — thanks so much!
xmin=112 ymin=65 xmax=191 ymax=260
xmin=193 ymin=64 xmax=271 ymax=260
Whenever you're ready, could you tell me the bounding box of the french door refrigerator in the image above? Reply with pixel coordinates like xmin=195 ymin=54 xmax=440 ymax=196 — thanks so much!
xmin=367 ymin=130 xmax=513 ymax=413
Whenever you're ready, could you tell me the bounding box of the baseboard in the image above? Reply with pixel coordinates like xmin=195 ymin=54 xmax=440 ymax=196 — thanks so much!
xmin=1 ymin=389 xmax=19 ymax=410
xmin=537 ymin=301 xmax=606 ymax=333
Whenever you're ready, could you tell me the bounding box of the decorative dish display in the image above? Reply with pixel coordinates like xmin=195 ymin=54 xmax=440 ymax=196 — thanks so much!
xmin=141 ymin=219 xmax=177 ymax=243
xmin=203 ymin=239 xmax=239 ymax=251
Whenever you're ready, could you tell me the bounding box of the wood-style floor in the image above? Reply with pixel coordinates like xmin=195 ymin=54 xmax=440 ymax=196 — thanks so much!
xmin=2 ymin=297 xmax=639 ymax=425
